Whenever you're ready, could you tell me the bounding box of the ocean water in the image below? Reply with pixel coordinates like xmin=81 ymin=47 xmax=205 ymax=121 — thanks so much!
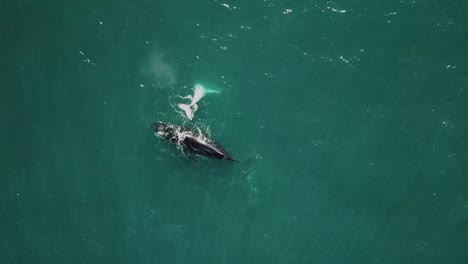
xmin=1 ymin=0 xmax=467 ymax=263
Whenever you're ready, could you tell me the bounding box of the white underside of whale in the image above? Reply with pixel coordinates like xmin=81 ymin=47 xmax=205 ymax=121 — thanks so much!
xmin=178 ymin=85 xmax=205 ymax=120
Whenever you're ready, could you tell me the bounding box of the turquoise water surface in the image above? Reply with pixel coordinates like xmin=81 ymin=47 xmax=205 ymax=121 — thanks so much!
xmin=1 ymin=1 xmax=467 ymax=263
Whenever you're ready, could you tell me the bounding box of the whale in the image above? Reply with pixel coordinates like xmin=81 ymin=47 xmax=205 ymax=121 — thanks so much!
xmin=152 ymin=122 xmax=236 ymax=161
xmin=177 ymin=85 xmax=205 ymax=120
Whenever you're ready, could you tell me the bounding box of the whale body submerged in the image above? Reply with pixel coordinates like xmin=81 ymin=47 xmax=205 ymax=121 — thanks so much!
xmin=152 ymin=122 xmax=236 ymax=161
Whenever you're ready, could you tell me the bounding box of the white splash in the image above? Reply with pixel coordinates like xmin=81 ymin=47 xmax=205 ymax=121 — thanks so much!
xmin=79 ymin=50 xmax=96 ymax=66
xmin=327 ymin=6 xmax=347 ymax=13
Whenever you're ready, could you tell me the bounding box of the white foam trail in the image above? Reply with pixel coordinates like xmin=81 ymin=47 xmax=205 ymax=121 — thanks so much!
xmin=203 ymin=88 xmax=221 ymax=94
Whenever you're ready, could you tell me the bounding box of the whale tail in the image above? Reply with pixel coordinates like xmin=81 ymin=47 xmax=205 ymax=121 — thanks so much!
xmin=178 ymin=103 xmax=193 ymax=120
xmin=178 ymin=102 xmax=199 ymax=120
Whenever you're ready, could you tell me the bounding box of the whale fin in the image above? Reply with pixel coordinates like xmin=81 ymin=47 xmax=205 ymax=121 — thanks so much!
xmin=179 ymin=95 xmax=193 ymax=100
xmin=178 ymin=103 xmax=193 ymax=120
xmin=226 ymin=156 xmax=239 ymax=162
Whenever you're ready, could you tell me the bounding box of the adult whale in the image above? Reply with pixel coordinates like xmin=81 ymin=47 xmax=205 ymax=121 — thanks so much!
xmin=151 ymin=122 xmax=236 ymax=161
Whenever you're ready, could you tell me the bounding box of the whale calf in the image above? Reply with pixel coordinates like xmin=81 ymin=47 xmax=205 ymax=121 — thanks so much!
xmin=152 ymin=122 xmax=236 ymax=161
xmin=177 ymin=85 xmax=205 ymax=120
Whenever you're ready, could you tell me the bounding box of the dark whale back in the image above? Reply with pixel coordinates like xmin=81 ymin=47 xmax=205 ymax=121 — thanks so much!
xmin=152 ymin=122 xmax=236 ymax=161
xmin=182 ymin=135 xmax=235 ymax=161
